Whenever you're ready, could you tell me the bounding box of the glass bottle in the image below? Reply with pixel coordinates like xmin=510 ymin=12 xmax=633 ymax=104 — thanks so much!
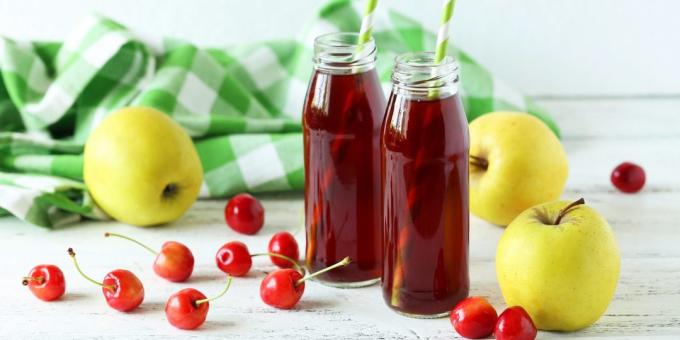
xmin=381 ymin=52 xmax=469 ymax=316
xmin=302 ymin=32 xmax=386 ymax=287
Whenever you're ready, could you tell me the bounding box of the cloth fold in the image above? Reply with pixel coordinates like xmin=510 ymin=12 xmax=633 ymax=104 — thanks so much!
xmin=0 ymin=0 xmax=558 ymax=228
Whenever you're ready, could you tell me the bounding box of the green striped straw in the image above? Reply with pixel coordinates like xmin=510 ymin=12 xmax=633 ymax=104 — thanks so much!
xmin=428 ymin=0 xmax=457 ymax=98
xmin=357 ymin=0 xmax=379 ymax=45
xmin=434 ymin=0 xmax=457 ymax=63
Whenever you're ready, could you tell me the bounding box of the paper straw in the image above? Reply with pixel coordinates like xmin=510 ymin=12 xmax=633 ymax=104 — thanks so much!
xmin=434 ymin=0 xmax=457 ymax=63
xmin=357 ymin=0 xmax=379 ymax=45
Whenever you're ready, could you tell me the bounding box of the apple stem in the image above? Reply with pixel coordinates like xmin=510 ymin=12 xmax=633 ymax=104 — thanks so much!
xmin=554 ymin=198 xmax=586 ymax=225
xmin=105 ymin=232 xmax=159 ymax=256
xmin=295 ymin=257 xmax=351 ymax=286
xmin=68 ymin=248 xmax=115 ymax=292
xmin=195 ymin=275 xmax=233 ymax=307
xmin=251 ymin=253 xmax=304 ymax=273
xmin=22 ymin=276 xmax=44 ymax=285
xmin=470 ymin=155 xmax=489 ymax=170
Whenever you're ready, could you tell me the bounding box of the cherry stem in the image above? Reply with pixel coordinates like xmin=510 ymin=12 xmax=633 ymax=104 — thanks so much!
xmin=22 ymin=276 xmax=44 ymax=285
xmin=68 ymin=248 xmax=115 ymax=291
xmin=296 ymin=256 xmax=351 ymax=286
xmin=105 ymin=232 xmax=159 ymax=256
xmin=554 ymin=198 xmax=586 ymax=225
xmin=251 ymin=253 xmax=304 ymax=273
xmin=195 ymin=275 xmax=233 ymax=307
xmin=470 ymin=155 xmax=489 ymax=170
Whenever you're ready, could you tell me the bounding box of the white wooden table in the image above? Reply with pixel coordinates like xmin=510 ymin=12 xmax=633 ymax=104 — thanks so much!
xmin=1 ymin=98 xmax=679 ymax=339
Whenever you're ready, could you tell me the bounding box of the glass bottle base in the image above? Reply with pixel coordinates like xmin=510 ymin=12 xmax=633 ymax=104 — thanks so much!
xmin=392 ymin=309 xmax=450 ymax=319
xmin=310 ymin=277 xmax=380 ymax=289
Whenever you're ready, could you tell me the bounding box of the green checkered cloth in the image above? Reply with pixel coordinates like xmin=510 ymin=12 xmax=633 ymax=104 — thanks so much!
xmin=0 ymin=0 xmax=558 ymax=228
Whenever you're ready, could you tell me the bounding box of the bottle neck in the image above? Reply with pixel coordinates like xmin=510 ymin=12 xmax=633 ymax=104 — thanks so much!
xmin=391 ymin=52 xmax=459 ymax=99
xmin=313 ymin=32 xmax=377 ymax=75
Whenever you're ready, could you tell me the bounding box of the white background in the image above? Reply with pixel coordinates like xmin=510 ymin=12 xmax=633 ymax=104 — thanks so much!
xmin=1 ymin=0 xmax=679 ymax=98
xmin=1 ymin=1 xmax=680 ymax=338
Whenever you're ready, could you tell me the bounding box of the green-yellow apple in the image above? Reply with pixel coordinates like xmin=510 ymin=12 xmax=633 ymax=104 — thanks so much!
xmin=470 ymin=112 xmax=568 ymax=226
xmin=84 ymin=107 xmax=203 ymax=226
xmin=496 ymin=199 xmax=621 ymax=331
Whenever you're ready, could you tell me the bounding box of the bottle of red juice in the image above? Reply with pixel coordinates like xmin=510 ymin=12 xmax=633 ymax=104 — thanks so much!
xmin=302 ymin=32 xmax=386 ymax=287
xmin=381 ymin=52 xmax=469 ymax=317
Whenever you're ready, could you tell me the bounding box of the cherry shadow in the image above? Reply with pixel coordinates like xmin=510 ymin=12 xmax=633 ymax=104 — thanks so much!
xmin=295 ymin=298 xmax=337 ymax=310
xmin=200 ymin=319 xmax=235 ymax=331
xmin=59 ymin=292 xmax=89 ymax=302
xmin=129 ymin=301 xmax=164 ymax=315
xmin=187 ymin=272 xmax=225 ymax=284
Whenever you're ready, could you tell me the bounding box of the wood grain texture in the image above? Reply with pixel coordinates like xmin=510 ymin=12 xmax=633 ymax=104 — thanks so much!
xmin=1 ymin=98 xmax=679 ymax=339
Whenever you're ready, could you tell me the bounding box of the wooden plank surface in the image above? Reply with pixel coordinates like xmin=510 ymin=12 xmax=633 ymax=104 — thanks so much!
xmin=1 ymin=98 xmax=679 ymax=339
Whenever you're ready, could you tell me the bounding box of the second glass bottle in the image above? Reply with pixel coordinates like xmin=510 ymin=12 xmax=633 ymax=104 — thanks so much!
xmin=381 ymin=52 xmax=470 ymax=317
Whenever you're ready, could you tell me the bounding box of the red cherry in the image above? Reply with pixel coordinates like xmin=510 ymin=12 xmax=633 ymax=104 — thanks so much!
xmin=450 ymin=297 xmax=498 ymax=339
xmin=611 ymin=162 xmax=646 ymax=193
xmin=102 ymin=269 xmax=145 ymax=312
xmin=267 ymin=232 xmax=300 ymax=268
xmin=68 ymin=248 xmax=144 ymax=312
xmin=225 ymin=193 xmax=265 ymax=235
xmin=105 ymin=232 xmax=194 ymax=282
xmin=154 ymin=241 xmax=195 ymax=282
xmin=165 ymin=276 xmax=233 ymax=330
xmin=260 ymin=257 xmax=350 ymax=309
xmin=495 ymin=306 xmax=537 ymax=340
xmin=22 ymin=265 xmax=66 ymax=301
xmin=215 ymin=241 xmax=252 ymax=276
xmin=260 ymin=269 xmax=305 ymax=309
xmin=166 ymin=289 xmax=207 ymax=330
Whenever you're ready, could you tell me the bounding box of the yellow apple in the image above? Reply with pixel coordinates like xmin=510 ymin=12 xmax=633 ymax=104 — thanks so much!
xmin=470 ymin=112 xmax=568 ymax=226
xmin=496 ymin=199 xmax=621 ymax=331
xmin=84 ymin=107 xmax=203 ymax=226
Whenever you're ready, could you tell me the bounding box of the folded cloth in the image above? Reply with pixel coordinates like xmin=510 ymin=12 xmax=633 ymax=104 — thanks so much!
xmin=0 ymin=0 xmax=558 ymax=228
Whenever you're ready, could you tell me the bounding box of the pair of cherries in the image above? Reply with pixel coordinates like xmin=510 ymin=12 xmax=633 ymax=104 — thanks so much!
xmin=215 ymin=232 xmax=350 ymax=309
xmin=22 ymin=246 xmax=151 ymax=311
xmin=450 ymin=297 xmax=537 ymax=340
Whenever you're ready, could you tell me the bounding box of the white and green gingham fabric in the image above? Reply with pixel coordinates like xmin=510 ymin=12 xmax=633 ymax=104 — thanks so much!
xmin=0 ymin=0 xmax=558 ymax=228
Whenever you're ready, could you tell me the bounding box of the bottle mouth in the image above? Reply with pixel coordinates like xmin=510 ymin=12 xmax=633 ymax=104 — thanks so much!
xmin=395 ymin=52 xmax=456 ymax=65
xmin=313 ymin=32 xmax=377 ymax=73
xmin=392 ymin=52 xmax=459 ymax=90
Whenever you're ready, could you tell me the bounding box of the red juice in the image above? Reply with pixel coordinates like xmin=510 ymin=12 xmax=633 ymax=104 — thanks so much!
xmin=381 ymin=92 xmax=469 ymax=316
xmin=303 ymin=68 xmax=385 ymax=286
